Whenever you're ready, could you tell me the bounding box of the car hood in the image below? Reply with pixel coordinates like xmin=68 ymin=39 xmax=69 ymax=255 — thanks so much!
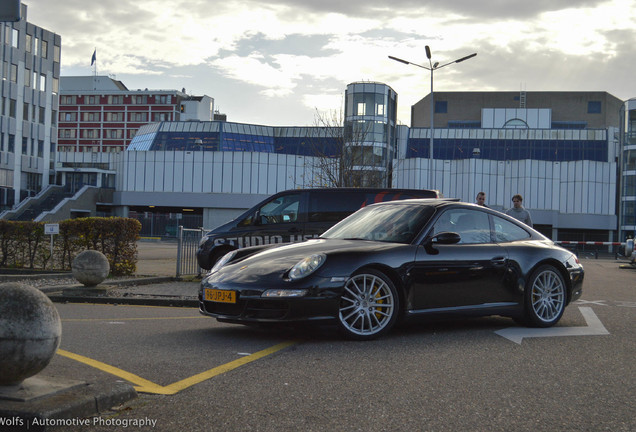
xmin=207 ymin=238 xmax=403 ymax=284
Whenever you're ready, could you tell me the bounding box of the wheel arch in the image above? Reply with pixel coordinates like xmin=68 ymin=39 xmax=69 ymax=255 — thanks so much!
xmin=525 ymin=258 xmax=572 ymax=303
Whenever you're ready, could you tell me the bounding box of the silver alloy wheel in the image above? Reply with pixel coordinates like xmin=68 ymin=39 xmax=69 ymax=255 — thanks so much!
xmin=530 ymin=268 xmax=566 ymax=323
xmin=339 ymin=272 xmax=396 ymax=337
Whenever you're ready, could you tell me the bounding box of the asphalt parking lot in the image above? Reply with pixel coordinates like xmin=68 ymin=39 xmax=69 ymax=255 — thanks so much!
xmin=35 ymin=256 xmax=634 ymax=431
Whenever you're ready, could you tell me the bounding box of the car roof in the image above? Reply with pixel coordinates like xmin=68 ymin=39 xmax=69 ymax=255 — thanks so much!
xmin=368 ymin=198 xmax=460 ymax=207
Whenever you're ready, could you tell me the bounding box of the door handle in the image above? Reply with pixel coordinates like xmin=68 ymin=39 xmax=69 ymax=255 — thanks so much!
xmin=491 ymin=256 xmax=506 ymax=265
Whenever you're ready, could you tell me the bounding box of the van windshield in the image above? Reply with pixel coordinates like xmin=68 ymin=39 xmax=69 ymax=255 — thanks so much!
xmin=321 ymin=204 xmax=435 ymax=244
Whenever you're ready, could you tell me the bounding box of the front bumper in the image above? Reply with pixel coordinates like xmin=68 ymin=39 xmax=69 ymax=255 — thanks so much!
xmin=199 ymin=276 xmax=343 ymax=323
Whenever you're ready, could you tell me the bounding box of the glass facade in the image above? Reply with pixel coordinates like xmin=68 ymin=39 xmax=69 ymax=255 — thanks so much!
xmin=406 ymin=135 xmax=608 ymax=161
xmin=344 ymin=82 xmax=398 ymax=187
xmin=129 ymin=121 xmax=341 ymax=157
xmin=619 ymin=100 xmax=636 ymax=239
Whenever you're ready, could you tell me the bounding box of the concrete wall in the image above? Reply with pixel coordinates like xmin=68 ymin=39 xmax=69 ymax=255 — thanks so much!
xmin=412 ymin=91 xmax=624 ymax=129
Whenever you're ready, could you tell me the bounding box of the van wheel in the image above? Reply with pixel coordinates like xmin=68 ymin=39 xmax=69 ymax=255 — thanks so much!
xmin=209 ymin=247 xmax=233 ymax=269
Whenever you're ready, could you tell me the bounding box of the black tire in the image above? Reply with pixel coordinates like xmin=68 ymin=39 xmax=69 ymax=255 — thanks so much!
xmin=523 ymin=264 xmax=567 ymax=327
xmin=337 ymin=269 xmax=400 ymax=340
xmin=209 ymin=247 xmax=234 ymax=270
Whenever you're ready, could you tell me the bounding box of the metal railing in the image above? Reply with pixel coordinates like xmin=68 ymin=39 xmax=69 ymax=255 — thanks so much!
xmin=176 ymin=226 xmax=208 ymax=278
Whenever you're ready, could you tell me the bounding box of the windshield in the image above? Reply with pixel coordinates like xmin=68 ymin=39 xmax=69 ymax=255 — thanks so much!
xmin=321 ymin=203 xmax=435 ymax=244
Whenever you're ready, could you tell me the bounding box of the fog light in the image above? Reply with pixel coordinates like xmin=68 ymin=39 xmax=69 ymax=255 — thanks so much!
xmin=262 ymin=289 xmax=308 ymax=298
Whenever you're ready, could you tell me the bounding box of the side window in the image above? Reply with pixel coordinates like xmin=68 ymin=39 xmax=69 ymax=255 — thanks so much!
xmin=432 ymin=209 xmax=491 ymax=244
xmin=258 ymin=193 xmax=301 ymax=225
xmin=493 ymin=215 xmax=531 ymax=242
xmin=308 ymin=191 xmax=364 ymax=222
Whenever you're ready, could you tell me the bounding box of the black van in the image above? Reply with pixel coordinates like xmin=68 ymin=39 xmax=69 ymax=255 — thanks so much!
xmin=196 ymin=187 xmax=441 ymax=269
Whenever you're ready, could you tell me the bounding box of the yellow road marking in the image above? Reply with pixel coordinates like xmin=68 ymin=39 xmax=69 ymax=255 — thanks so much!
xmin=56 ymin=341 xmax=297 ymax=395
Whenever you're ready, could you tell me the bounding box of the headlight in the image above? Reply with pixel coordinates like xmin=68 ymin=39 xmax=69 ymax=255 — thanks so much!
xmin=210 ymin=250 xmax=237 ymax=274
xmin=288 ymin=254 xmax=326 ymax=280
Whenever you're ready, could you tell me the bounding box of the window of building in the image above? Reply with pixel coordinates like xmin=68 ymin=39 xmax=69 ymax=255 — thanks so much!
xmin=9 ymin=99 xmax=16 ymax=118
xmin=8 ymin=134 xmax=14 ymax=153
xmin=38 ymin=140 xmax=43 ymax=158
xmin=53 ymin=44 xmax=60 ymax=62
xmin=23 ymin=103 xmax=29 ymax=121
xmin=62 ymin=129 xmax=76 ymax=138
xmin=52 ymin=78 xmax=58 ymax=94
xmin=32 ymin=71 xmax=37 ymax=89
xmin=9 ymin=64 xmax=16 ymax=83
xmin=106 ymin=129 xmax=123 ymax=139
xmin=22 ymin=137 xmax=28 ymax=155
xmin=24 ymin=68 xmax=30 ymax=87
xmin=33 ymin=37 xmax=38 ymax=56
xmin=4 ymin=26 xmax=10 ymax=46
xmin=2 ymin=62 xmax=7 ymax=80
xmin=106 ymin=112 xmax=124 ymax=121
xmin=61 ymin=95 xmax=76 ymax=105
xmin=51 ymin=110 xmax=57 ymax=125
xmin=39 ymin=107 xmax=45 ymax=124
xmin=63 ymin=112 xmax=77 ymax=121
xmin=25 ymin=34 xmax=31 ymax=52
xmin=11 ymin=29 xmax=18 ymax=49
xmin=435 ymin=101 xmax=448 ymax=114
xmin=41 ymin=40 xmax=48 ymax=59
xmin=131 ymin=112 xmax=147 ymax=122
xmin=83 ymin=112 xmax=100 ymax=122
xmin=588 ymin=101 xmax=602 ymax=114
xmin=39 ymin=74 xmax=46 ymax=91
xmin=132 ymin=95 xmax=148 ymax=104
xmin=108 ymin=95 xmax=123 ymax=104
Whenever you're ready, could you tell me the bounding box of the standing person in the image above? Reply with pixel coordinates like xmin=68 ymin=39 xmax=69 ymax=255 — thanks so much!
xmin=475 ymin=191 xmax=488 ymax=207
xmin=506 ymin=194 xmax=533 ymax=227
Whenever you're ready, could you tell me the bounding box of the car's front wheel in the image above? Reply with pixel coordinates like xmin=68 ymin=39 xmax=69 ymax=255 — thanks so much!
xmin=523 ymin=265 xmax=567 ymax=327
xmin=337 ymin=269 xmax=399 ymax=340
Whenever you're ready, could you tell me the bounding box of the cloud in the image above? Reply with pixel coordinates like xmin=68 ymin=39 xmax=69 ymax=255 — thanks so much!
xmin=23 ymin=0 xmax=636 ymax=126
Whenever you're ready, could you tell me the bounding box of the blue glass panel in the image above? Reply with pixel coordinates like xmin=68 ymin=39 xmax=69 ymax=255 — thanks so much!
xmin=405 ymin=137 xmax=608 ymax=162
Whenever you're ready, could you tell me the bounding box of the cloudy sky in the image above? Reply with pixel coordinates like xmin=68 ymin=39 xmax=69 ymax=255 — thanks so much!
xmin=24 ymin=0 xmax=636 ymax=126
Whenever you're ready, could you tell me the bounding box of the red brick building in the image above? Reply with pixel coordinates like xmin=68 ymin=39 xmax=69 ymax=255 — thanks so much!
xmin=58 ymin=76 xmax=214 ymax=152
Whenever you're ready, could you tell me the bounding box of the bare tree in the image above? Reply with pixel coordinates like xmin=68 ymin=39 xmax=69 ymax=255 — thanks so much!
xmin=299 ymin=108 xmax=391 ymax=188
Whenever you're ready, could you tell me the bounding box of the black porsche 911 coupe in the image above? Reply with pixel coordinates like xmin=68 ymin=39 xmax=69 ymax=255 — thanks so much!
xmin=199 ymin=199 xmax=584 ymax=340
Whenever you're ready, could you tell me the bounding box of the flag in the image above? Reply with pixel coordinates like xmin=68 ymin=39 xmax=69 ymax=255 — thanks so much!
xmin=91 ymin=49 xmax=96 ymax=66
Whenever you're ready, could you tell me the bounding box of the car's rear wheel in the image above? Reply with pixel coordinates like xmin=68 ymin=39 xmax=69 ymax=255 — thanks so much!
xmin=524 ymin=265 xmax=566 ymax=327
xmin=337 ymin=269 xmax=399 ymax=340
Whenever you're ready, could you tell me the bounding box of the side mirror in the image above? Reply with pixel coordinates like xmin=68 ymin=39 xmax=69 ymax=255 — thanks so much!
xmin=432 ymin=231 xmax=461 ymax=245
xmin=423 ymin=231 xmax=461 ymax=255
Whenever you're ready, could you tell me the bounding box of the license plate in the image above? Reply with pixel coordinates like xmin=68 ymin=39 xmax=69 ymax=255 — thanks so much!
xmin=205 ymin=289 xmax=236 ymax=303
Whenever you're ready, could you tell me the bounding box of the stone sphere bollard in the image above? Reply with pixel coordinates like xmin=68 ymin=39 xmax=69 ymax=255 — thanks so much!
xmin=0 ymin=282 xmax=62 ymax=386
xmin=72 ymin=250 xmax=110 ymax=286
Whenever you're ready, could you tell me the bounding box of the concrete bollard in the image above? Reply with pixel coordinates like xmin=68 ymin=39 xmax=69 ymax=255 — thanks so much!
xmin=72 ymin=250 xmax=110 ymax=286
xmin=0 ymin=282 xmax=62 ymax=386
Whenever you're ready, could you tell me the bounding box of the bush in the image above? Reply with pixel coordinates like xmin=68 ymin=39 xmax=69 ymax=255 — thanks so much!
xmin=0 ymin=217 xmax=141 ymax=276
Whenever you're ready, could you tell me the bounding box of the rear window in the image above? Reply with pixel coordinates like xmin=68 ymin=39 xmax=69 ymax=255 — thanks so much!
xmin=308 ymin=190 xmax=436 ymax=222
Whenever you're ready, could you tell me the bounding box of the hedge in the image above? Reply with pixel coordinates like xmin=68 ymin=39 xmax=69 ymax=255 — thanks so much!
xmin=0 ymin=217 xmax=141 ymax=276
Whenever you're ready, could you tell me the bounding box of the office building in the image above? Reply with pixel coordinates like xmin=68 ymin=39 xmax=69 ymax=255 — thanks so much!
xmin=0 ymin=3 xmax=59 ymax=209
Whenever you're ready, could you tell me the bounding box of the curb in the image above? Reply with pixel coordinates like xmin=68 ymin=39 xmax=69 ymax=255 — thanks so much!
xmin=0 ymin=380 xmax=137 ymax=431
xmin=38 ymin=276 xmax=176 ymax=294
xmin=48 ymin=295 xmax=198 ymax=308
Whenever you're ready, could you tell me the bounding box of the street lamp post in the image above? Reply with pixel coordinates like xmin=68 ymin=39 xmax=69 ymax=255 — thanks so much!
xmin=389 ymin=47 xmax=477 ymax=188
